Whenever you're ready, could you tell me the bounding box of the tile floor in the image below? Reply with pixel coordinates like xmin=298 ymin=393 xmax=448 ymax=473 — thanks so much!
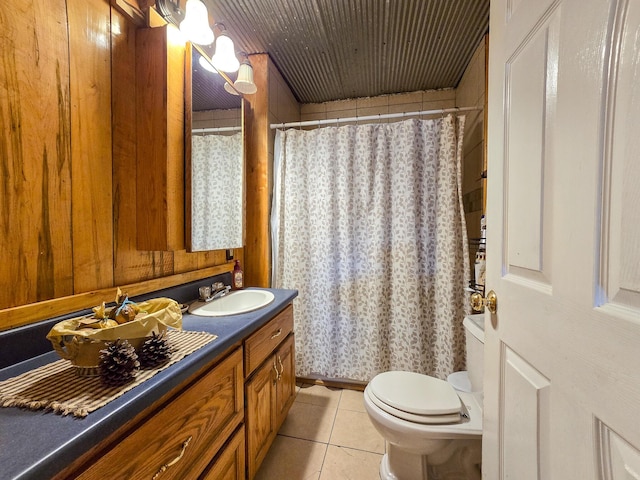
xmin=255 ymin=384 xmax=385 ymax=480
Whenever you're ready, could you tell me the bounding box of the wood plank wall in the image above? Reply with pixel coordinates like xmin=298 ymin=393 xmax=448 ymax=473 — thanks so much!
xmin=0 ymin=0 xmax=73 ymax=307
xmin=0 ymin=0 xmax=241 ymax=331
xmin=135 ymin=25 xmax=186 ymax=252
xmin=70 ymin=0 xmax=115 ymax=291
xmin=244 ymin=54 xmax=270 ymax=288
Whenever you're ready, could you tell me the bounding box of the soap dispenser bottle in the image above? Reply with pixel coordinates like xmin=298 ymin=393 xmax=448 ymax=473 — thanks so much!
xmin=232 ymin=260 xmax=244 ymax=289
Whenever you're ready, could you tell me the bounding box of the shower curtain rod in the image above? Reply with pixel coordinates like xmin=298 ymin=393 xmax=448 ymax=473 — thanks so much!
xmin=192 ymin=125 xmax=242 ymax=134
xmin=270 ymin=106 xmax=482 ymax=130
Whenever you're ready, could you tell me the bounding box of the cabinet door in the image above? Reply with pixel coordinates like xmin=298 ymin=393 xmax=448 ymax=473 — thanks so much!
xmin=274 ymin=334 xmax=295 ymax=429
xmin=245 ymin=357 xmax=277 ymax=480
xmin=201 ymin=425 xmax=245 ymax=480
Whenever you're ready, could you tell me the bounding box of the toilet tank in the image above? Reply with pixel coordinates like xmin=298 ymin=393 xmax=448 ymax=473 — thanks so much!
xmin=463 ymin=314 xmax=485 ymax=392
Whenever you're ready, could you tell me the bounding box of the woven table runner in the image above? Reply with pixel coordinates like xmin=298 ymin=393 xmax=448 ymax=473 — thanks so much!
xmin=0 ymin=330 xmax=217 ymax=418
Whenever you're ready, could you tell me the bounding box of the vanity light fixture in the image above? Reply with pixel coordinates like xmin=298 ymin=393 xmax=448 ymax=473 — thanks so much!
xmin=155 ymin=0 xmax=254 ymax=94
xmin=224 ymin=54 xmax=257 ymax=95
xmin=210 ymin=24 xmax=240 ymax=73
xmin=222 ymin=82 xmax=239 ymax=96
xmin=179 ymin=0 xmax=214 ymax=45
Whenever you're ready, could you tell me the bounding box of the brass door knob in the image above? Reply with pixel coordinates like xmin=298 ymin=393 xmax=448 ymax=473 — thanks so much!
xmin=470 ymin=292 xmax=484 ymax=312
xmin=470 ymin=290 xmax=498 ymax=314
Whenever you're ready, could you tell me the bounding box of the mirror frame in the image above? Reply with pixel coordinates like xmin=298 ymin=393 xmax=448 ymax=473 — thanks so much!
xmin=185 ymin=42 xmax=245 ymax=253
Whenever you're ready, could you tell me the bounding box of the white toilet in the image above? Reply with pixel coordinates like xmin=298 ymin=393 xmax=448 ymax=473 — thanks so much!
xmin=364 ymin=314 xmax=485 ymax=480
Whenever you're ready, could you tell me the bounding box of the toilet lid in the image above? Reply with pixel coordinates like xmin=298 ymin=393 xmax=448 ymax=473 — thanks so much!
xmin=367 ymin=388 xmax=461 ymax=424
xmin=369 ymin=371 xmax=462 ymax=416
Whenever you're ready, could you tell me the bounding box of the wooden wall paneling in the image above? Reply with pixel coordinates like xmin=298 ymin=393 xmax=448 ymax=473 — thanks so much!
xmin=135 ymin=25 xmax=185 ymax=252
xmin=173 ymin=249 xmax=239 ymax=276
xmin=197 ymin=251 xmax=234 ymax=271
xmin=110 ymin=0 xmax=146 ymax=26
xmin=172 ymin=249 xmax=218 ymax=274
xmin=1 ymin=3 xmax=240 ymax=331
xmin=173 ymin=249 xmax=201 ymax=274
xmin=0 ymin=263 xmax=234 ymax=331
xmin=184 ymin=251 xmax=241 ymax=276
xmin=135 ymin=25 xmax=168 ymax=251
xmin=244 ymin=54 xmax=270 ymax=287
xmin=112 ymin=6 xmax=151 ymax=284
xmin=68 ymin=0 xmax=115 ymax=293
xmin=166 ymin=26 xmax=186 ymax=251
xmin=0 ymin=0 xmax=73 ymax=309
xmin=172 ymin=243 xmax=243 ymax=277
xmin=111 ymin=8 xmax=174 ymax=285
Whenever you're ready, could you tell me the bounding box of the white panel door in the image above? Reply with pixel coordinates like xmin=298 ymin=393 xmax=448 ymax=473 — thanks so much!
xmin=485 ymin=0 xmax=640 ymax=478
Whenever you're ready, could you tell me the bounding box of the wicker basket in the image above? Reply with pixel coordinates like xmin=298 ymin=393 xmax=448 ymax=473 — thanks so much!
xmin=47 ymin=298 xmax=182 ymax=376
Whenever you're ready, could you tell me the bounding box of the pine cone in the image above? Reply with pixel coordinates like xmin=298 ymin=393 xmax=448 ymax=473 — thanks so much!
xmin=139 ymin=331 xmax=172 ymax=368
xmin=99 ymin=339 xmax=140 ymax=386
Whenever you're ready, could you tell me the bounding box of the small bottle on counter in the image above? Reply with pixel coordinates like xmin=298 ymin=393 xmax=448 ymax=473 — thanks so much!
xmin=232 ymin=260 xmax=244 ymax=289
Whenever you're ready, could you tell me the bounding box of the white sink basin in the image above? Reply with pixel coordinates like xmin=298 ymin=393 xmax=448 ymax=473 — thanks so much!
xmin=189 ymin=289 xmax=275 ymax=317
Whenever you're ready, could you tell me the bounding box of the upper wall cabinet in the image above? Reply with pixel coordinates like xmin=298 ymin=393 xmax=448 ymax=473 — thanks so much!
xmin=136 ymin=25 xmax=185 ymax=251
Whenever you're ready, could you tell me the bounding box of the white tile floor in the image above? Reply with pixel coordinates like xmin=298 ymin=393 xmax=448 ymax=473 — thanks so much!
xmin=255 ymin=384 xmax=385 ymax=480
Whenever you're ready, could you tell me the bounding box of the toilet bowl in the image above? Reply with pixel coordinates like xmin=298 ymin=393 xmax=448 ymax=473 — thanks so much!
xmin=364 ymin=314 xmax=485 ymax=480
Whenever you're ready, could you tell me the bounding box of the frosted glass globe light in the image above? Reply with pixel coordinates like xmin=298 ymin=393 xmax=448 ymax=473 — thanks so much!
xmin=180 ymin=0 xmax=214 ymax=45
xmin=233 ymin=61 xmax=257 ymax=94
xmin=223 ymin=82 xmax=240 ymax=96
xmin=211 ymin=33 xmax=240 ymax=73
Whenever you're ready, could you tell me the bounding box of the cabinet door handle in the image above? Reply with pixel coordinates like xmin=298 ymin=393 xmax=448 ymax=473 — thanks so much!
xmin=273 ymin=361 xmax=280 ymax=383
xmin=277 ymin=355 xmax=284 ymax=380
xmin=270 ymin=328 xmax=283 ymax=339
xmin=152 ymin=435 xmax=192 ymax=480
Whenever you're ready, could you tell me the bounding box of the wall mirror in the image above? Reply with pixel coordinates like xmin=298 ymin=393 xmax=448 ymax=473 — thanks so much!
xmin=186 ymin=44 xmax=244 ymax=252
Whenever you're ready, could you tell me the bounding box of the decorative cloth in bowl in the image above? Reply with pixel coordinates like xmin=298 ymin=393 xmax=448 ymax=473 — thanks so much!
xmin=46 ymin=298 xmax=182 ymax=375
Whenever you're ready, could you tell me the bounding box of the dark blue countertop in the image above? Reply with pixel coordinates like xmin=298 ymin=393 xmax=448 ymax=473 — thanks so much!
xmin=0 ymin=279 xmax=297 ymax=480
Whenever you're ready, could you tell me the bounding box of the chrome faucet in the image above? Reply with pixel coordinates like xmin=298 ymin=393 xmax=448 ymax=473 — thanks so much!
xmin=211 ymin=282 xmax=231 ymax=300
xmin=199 ymin=282 xmax=231 ymax=303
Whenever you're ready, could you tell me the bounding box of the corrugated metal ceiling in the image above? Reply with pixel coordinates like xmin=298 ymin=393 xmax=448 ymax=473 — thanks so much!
xmin=192 ymin=0 xmax=489 ymax=110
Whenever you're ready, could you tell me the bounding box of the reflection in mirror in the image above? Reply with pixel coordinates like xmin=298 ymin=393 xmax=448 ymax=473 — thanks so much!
xmin=187 ymin=46 xmax=244 ymax=252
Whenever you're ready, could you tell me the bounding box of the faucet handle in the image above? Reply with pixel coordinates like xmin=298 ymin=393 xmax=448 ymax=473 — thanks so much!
xmin=198 ymin=286 xmax=212 ymax=301
xmin=212 ymin=282 xmax=224 ymax=290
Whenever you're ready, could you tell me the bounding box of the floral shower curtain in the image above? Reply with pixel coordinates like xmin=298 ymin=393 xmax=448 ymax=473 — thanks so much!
xmin=191 ymin=133 xmax=243 ymax=251
xmin=271 ymin=115 xmax=470 ymax=382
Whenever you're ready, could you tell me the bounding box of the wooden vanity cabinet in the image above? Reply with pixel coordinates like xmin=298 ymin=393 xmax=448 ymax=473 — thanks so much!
xmin=51 ymin=303 xmax=296 ymax=480
xmin=65 ymin=347 xmax=244 ymax=480
xmin=244 ymin=305 xmax=296 ymax=479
